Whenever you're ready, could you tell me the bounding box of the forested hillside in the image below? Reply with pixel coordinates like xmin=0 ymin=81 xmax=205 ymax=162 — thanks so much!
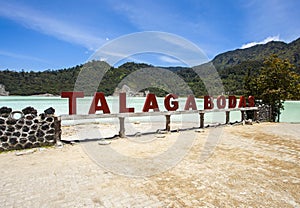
xmin=211 ymin=38 xmax=300 ymax=96
xmin=0 ymin=38 xmax=299 ymax=98
xmin=212 ymin=38 xmax=300 ymax=69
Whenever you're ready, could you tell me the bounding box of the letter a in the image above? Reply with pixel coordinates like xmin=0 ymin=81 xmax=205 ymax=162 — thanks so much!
xmin=89 ymin=92 xmax=110 ymax=114
xmin=184 ymin=95 xmax=197 ymax=110
xmin=143 ymin=93 xmax=160 ymax=112
xmin=238 ymin=96 xmax=246 ymax=108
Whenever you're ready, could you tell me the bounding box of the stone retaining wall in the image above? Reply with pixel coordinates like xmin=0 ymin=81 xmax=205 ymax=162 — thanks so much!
xmin=257 ymin=105 xmax=271 ymax=121
xmin=0 ymin=107 xmax=61 ymax=152
xmin=244 ymin=104 xmax=271 ymax=122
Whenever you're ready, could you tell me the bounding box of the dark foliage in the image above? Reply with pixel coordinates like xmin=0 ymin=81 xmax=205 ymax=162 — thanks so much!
xmin=1 ymin=38 xmax=299 ymax=98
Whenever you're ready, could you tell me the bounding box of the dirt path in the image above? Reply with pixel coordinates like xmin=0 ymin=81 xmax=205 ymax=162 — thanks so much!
xmin=0 ymin=123 xmax=299 ymax=207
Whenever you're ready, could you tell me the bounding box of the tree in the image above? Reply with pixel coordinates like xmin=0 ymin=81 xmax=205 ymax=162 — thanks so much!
xmin=246 ymin=55 xmax=300 ymax=122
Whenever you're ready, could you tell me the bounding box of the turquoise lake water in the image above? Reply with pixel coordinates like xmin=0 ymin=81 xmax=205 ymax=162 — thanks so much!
xmin=0 ymin=96 xmax=299 ymax=124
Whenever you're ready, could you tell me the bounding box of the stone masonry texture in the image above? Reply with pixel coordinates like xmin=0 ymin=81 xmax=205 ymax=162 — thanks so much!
xmin=0 ymin=106 xmax=60 ymax=152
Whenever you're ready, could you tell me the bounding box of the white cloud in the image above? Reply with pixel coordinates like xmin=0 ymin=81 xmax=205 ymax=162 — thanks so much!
xmin=0 ymin=2 xmax=104 ymax=50
xmin=0 ymin=50 xmax=47 ymax=63
xmin=111 ymin=2 xmax=168 ymax=31
xmin=159 ymin=56 xmax=182 ymax=64
xmin=89 ymin=32 xmax=208 ymax=67
xmin=241 ymin=35 xmax=282 ymax=49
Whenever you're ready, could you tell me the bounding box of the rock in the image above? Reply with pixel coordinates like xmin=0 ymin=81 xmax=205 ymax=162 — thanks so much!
xmin=134 ymin=132 xmax=142 ymax=137
xmin=24 ymin=142 xmax=33 ymax=149
xmin=9 ymin=137 xmax=18 ymax=145
xmin=12 ymin=131 xmax=21 ymax=137
xmin=56 ymin=141 xmax=64 ymax=148
xmin=15 ymin=149 xmax=37 ymax=156
xmin=156 ymin=129 xmax=168 ymax=134
xmin=0 ymin=125 xmax=6 ymax=131
xmin=44 ymin=107 xmax=55 ymax=115
xmin=25 ymin=115 xmax=34 ymax=120
xmin=195 ymin=129 xmax=205 ymax=133
xmin=155 ymin=135 xmax=166 ymax=138
xmin=6 ymin=118 xmax=17 ymax=125
xmin=22 ymin=107 xmax=37 ymax=116
xmin=46 ymin=117 xmax=54 ymax=122
xmin=39 ymin=113 xmax=46 ymax=120
xmin=0 ymin=107 xmax=12 ymax=114
xmin=7 ymin=126 xmax=15 ymax=132
xmin=0 ymin=136 xmax=8 ymax=142
xmin=98 ymin=139 xmax=111 ymax=145
xmin=36 ymin=129 xmax=45 ymax=137
xmin=0 ymin=118 xmax=5 ymax=125
xmin=243 ymin=119 xmax=253 ymax=125
xmin=41 ymin=124 xmax=49 ymax=131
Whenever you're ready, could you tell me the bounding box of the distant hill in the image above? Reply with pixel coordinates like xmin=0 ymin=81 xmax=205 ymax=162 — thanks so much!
xmin=212 ymin=38 xmax=300 ymax=70
xmin=208 ymin=38 xmax=300 ymax=95
xmin=0 ymin=37 xmax=299 ymax=97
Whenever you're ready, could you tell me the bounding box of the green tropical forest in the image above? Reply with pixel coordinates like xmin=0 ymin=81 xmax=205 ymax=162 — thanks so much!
xmin=1 ymin=38 xmax=300 ymax=100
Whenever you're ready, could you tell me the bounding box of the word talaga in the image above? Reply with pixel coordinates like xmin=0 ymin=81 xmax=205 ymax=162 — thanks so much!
xmin=61 ymin=92 xmax=255 ymax=115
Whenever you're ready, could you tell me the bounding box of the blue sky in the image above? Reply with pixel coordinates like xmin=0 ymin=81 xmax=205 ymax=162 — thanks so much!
xmin=0 ymin=0 xmax=299 ymax=71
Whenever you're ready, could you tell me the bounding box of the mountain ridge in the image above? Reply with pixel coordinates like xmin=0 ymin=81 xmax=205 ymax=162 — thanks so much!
xmin=0 ymin=37 xmax=299 ymax=97
xmin=211 ymin=38 xmax=300 ymax=70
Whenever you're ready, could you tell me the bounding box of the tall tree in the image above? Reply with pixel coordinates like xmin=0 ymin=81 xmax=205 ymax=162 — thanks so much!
xmin=246 ymin=55 xmax=300 ymax=122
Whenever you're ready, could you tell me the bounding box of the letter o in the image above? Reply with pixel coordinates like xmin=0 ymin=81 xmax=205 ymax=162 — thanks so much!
xmin=217 ymin=95 xmax=226 ymax=109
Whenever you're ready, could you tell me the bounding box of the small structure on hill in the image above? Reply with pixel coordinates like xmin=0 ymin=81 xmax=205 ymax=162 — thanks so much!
xmin=113 ymin=84 xmax=146 ymax=97
xmin=0 ymin=84 xmax=9 ymax=96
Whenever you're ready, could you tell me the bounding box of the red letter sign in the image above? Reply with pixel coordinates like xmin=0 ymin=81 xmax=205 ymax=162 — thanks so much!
xmin=204 ymin=96 xmax=214 ymax=110
xmin=61 ymin=91 xmax=84 ymax=115
xmin=248 ymin=96 xmax=255 ymax=107
xmin=164 ymin=94 xmax=179 ymax=111
xmin=89 ymin=92 xmax=110 ymax=114
xmin=228 ymin=95 xmax=237 ymax=108
xmin=238 ymin=96 xmax=246 ymax=108
xmin=119 ymin=93 xmax=135 ymax=113
xmin=184 ymin=95 xmax=197 ymax=110
xmin=217 ymin=95 xmax=226 ymax=109
xmin=143 ymin=93 xmax=160 ymax=112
